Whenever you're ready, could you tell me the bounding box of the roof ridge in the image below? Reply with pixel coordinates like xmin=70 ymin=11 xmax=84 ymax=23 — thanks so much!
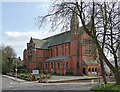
xmin=43 ymin=31 xmax=70 ymax=40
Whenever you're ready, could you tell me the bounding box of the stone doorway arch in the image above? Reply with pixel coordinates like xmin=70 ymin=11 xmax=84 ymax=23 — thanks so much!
xmin=83 ymin=68 xmax=86 ymax=75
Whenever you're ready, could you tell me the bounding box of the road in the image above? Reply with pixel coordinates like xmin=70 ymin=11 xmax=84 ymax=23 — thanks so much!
xmin=2 ymin=76 xmax=97 ymax=90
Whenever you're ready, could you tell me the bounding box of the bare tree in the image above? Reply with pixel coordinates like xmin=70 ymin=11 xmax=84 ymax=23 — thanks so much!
xmin=38 ymin=0 xmax=120 ymax=85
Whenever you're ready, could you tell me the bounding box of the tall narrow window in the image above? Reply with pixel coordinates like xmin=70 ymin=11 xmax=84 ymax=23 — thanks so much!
xmin=54 ymin=62 xmax=56 ymax=69
xmin=62 ymin=44 xmax=64 ymax=56
xmin=51 ymin=63 xmax=53 ymax=69
xmin=88 ymin=40 xmax=90 ymax=55
xmin=56 ymin=46 xmax=58 ymax=56
xmin=84 ymin=39 xmax=86 ymax=54
xmin=51 ymin=48 xmax=52 ymax=57
xmin=92 ymin=68 xmax=94 ymax=72
xmin=46 ymin=63 xmax=47 ymax=69
xmin=40 ymin=63 xmax=42 ymax=69
xmin=58 ymin=62 xmax=60 ymax=68
xmin=42 ymin=63 xmax=44 ymax=69
xmin=66 ymin=62 xmax=68 ymax=69
xmin=88 ymin=68 xmax=91 ymax=72
xmin=28 ymin=46 xmax=32 ymax=61
xmin=91 ymin=41 xmax=93 ymax=56
xmin=48 ymin=63 xmax=49 ymax=69
xmin=69 ymin=44 xmax=70 ymax=55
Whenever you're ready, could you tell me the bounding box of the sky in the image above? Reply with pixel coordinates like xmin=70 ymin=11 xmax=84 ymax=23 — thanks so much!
xmin=1 ymin=1 xmax=62 ymax=60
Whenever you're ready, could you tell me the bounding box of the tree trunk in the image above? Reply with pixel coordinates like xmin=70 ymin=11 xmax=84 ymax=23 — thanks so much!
xmin=99 ymin=55 xmax=107 ymax=84
xmin=113 ymin=70 xmax=120 ymax=85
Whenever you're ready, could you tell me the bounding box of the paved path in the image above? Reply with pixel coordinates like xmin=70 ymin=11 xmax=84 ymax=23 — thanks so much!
xmin=2 ymin=75 xmax=26 ymax=83
xmin=2 ymin=76 xmax=95 ymax=90
xmin=3 ymin=75 xmax=99 ymax=83
xmin=48 ymin=75 xmax=98 ymax=82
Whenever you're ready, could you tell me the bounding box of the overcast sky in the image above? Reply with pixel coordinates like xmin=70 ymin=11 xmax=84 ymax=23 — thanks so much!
xmin=1 ymin=1 xmax=63 ymax=59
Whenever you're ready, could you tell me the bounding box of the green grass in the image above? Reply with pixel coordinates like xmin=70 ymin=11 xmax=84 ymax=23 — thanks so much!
xmin=91 ymin=83 xmax=120 ymax=91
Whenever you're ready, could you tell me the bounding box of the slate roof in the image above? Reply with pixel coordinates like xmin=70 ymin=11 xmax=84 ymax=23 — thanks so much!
xmin=32 ymin=38 xmax=48 ymax=49
xmin=32 ymin=27 xmax=84 ymax=49
xmin=45 ymin=56 xmax=70 ymax=62
xmin=83 ymin=58 xmax=98 ymax=65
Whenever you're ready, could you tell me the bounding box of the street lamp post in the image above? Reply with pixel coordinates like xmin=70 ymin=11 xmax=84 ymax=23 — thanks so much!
xmin=15 ymin=58 xmax=18 ymax=80
xmin=11 ymin=56 xmax=18 ymax=80
xmin=15 ymin=60 xmax=17 ymax=79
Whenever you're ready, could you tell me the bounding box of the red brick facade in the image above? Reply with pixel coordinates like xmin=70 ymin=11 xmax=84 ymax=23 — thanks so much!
xmin=23 ymin=11 xmax=101 ymax=75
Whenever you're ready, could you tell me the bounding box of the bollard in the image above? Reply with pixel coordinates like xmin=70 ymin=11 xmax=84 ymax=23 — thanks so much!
xmin=91 ymin=80 xmax=94 ymax=84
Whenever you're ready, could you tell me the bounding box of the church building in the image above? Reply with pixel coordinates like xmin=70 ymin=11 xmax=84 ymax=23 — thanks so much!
xmin=23 ymin=11 xmax=101 ymax=75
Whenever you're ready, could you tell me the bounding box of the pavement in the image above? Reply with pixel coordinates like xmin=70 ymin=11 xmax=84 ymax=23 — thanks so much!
xmin=2 ymin=75 xmax=27 ymax=83
xmin=48 ymin=76 xmax=99 ymax=83
xmin=2 ymin=74 xmax=100 ymax=83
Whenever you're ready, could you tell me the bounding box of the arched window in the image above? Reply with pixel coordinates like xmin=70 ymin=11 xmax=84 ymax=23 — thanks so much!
xmin=48 ymin=63 xmax=49 ymax=69
xmin=88 ymin=68 xmax=91 ymax=72
xmin=69 ymin=44 xmax=70 ymax=55
xmin=51 ymin=48 xmax=52 ymax=57
xmin=51 ymin=62 xmax=53 ymax=69
xmin=42 ymin=63 xmax=44 ymax=69
xmin=46 ymin=63 xmax=47 ymax=69
xmin=95 ymin=68 xmax=97 ymax=72
xmin=88 ymin=40 xmax=90 ymax=54
xmin=92 ymin=68 xmax=94 ymax=72
xmin=58 ymin=62 xmax=60 ymax=68
xmin=56 ymin=46 xmax=58 ymax=56
xmin=84 ymin=39 xmax=86 ymax=54
xmin=62 ymin=44 xmax=64 ymax=56
xmin=66 ymin=62 xmax=68 ymax=69
xmin=54 ymin=62 xmax=56 ymax=69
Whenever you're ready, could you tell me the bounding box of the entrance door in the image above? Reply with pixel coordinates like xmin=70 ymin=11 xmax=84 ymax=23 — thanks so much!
xmin=83 ymin=68 xmax=86 ymax=75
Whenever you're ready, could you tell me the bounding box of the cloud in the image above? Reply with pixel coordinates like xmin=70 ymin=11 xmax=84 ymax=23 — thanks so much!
xmin=2 ymin=30 xmax=62 ymax=59
xmin=36 ymin=4 xmax=49 ymax=9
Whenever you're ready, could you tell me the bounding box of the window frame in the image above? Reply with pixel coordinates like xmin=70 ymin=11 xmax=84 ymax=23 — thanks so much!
xmin=62 ymin=44 xmax=64 ymax=56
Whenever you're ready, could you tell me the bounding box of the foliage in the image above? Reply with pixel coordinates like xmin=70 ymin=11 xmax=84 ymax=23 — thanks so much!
xmin=19 ymin=73 xmax=29 ymax=78
xmin=42 ymin=71 xmax=47 ymax=74
xmin=91 ymin=83 xmax=120 ymax=91
xmin=17 ymin=62 xmax=27 ymax=73
xmin=1 ymin=45 xmax=16 ymax=74
xmin=45 ymin=74 xmax=51 ymax=79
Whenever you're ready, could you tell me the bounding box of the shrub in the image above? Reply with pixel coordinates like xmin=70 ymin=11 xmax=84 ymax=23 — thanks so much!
xmin=42 ymin=71 xmax=47 ymax=74
xmin=23 ymin=74 xmax=29 ymax=78
xmin=19 ymin=74 xmax=24 ymax=77
xmin=45 ymin=74 xmax=51 ymax=79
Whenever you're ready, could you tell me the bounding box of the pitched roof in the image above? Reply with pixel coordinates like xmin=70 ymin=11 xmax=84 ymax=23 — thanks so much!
xmin=45 ymin=56 xmax=70 ymax=62
xmin=43 ymin=31 xmax=71 ymax=47
xmin=32 ymin=38 xmax=48 ymax=49
xmin=83 ymin=58 xmax=98 ymax=65
xmin=32 ymin=27 xmax=84 ymax=49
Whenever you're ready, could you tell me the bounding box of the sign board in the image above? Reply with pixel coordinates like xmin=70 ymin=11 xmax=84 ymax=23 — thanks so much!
xmin=92 ymin=72 xmax=97 ymax=74
xmin=15 ymin=68 xmax=18 ymax=71
xmin=32 ymin=70 xmax=39 ymax=75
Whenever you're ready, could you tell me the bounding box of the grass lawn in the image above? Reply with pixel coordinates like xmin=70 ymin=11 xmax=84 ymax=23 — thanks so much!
xmin=91 ymin=83 xmax=120 ymax=91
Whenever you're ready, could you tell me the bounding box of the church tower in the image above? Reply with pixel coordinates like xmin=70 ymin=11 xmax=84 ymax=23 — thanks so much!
xmin=70 ymin=8 xmax=82 ymax=75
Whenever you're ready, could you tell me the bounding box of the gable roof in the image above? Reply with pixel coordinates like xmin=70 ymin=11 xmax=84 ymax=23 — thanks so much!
xmin=32 ymin=38 xmax=48 ymax=49
xmin=83 ymin=58 xmax=98 ymax=65
xmin=32 ymin=27 xmax=84 ymax=49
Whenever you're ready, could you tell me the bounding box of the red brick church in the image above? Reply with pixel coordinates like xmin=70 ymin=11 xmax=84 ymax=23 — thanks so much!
xmin=23 ymin=11 xmax=101 ymax=75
